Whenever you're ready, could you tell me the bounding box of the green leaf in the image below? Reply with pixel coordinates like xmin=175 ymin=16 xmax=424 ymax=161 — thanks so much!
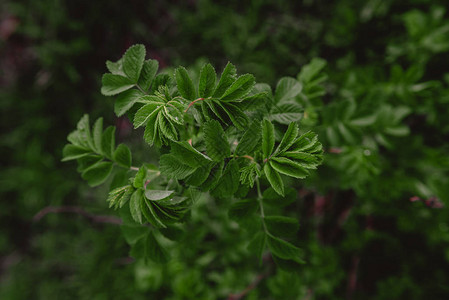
xmin=146 ymin=232 xmax=169 ymax=263
xmin=270 ymin=157 xmax=309 ymax=179
xmin=267 ymin=234 xmax=304 ymax=264
xmin=145 ymin=190 xmax=175 ymax=201
xmin=171 ymin=142 xmax=212 ymax=168
xmin=213 ymin=62 xmax=237 ymax=98
xmin=62 ymin=144 xmax=90 ymax=161
xmin=265 ymin=216 xmax=299 ymax=237
xmin=264 ymin=164 xmax=284 ymax=196
xmin=101 ymin=126 xmax=116 ymax=159
xmin=134 ymin=102 xmax=163 ymax=128
xmin=81 ymin=161 xmax=113 ymax=187
xmin=200 ymin=162 xmax=224 ymax=191
xmin=133 ymin=165 xmax=147 ymax=188
xmin=236 ymin=120 xmax=262 ymax=156
xmin=138 ymin=59 xmax=158 ymax=91
xmin=228 ymin=199 xmax=258 ymax=220
xmin=213 ymin=159 xmax=239 ymax=197
xmin=92 ymin=117 xmax=103 ymax=153
xmin=262 ymin=119 xmax=275 ymax=159
xmin=247 ymin=231 xmax=266 ymax=264
xmin=185 ymin=163 xmax=214 ymax=186
xmin=108 ymin=185 xmax=134 ymax=209
xmin=159 ymin=154 xmax=196 ymax=180
xmin=274 ymin=77 xmax=302 ymax=103
xmin=283 ymin=152 xmax=321 ymax=169
xmin=120 ymin=225 xmax=147 ymax=245
xmin=113 ymin=144 xmax=132 ymax=168
xmin=143 ymin=109 xmax=161 ymax=146
xmin=76 ymin=114 xmax=94 ymax=150
xmin=215 ymin=102 xmax=248 ymax=130
xmin=275 ymin=122 xmax=299 ymax=155
xmin=198 ymin=63 xmax=216 ymax=98
xmin=203 ymin=120 xmax=230 ymax=161
xmin=298 ymin=57 xmax=327 ymax=83
xmin=290 ymin=131 xmax=318 ymax=152
xmin=101 ymin=74 xmax=135 ymax=96
xmin=114 ymin=89 xmax=145 ymax=117
xmin=130 ymin=189 xmax=143 ymax=224
xmin=158 ymin=112 xmax=178 ymax=141
xmin=106 ymin=59 xmax=124 ymax=75
xmin=175 ymin=66 xmax=196 ymax=100
xmin=269 ymin=103 xmax=303 ymax=124
xmin=77 ymin=155 xmax=103 ymax=173
xmin=140 ymin=197 xmax=166 ymax=228
xmin=221 ymin=74 xmax=255 ymax=101
xmin=122 ymin=44 xmax=146 ymax=83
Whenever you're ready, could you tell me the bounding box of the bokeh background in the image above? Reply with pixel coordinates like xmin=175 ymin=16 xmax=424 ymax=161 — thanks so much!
xmin=1 ymin=0 xmax=449 ymax=299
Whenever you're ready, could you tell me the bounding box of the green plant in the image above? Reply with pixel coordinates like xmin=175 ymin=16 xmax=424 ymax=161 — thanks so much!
xmin=62 ymin=44 xmax=323 ymax=269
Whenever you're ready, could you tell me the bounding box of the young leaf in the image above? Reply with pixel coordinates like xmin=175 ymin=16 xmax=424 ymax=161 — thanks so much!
xmin=175 ymin=66 xmax=196 ymax=100
xmin=213 ymin=62 xmax=237 ymax=98
xmin=157 ymin=112 xmax=178 ymax=141
xmin=138 ymin=59 xmax=158 ymax=91
xmin=101 ymin=74 xmax=135 ymax=96
xmin=270 ymin=157 xmax=309 ymax=179
xmin=122 ymin=44 xmax=146 ymax=83
xmin=221 ymin=74 xmax=255 ymax=101
xmin=81 ymin=161 xmax=113 ymax=187
xmin=275 ymin=122 xmax=299 ymax=155
xmin=113 ymin=144 xmax=132 ymax=168
xmin=267 ymin=234 xmax=304 ymax=264
xmin=203 ymin=120 xmax=230 ymax=161
xmin=274 ymin=77 xmax=302 ymax=103
xmin=198 ymin=63 xmax=216 ymax=98
xmin=235 ymin=120 xmax=262 ymax=156
xmin=264 ymin=164 xmax=284 ymax=196
xmin=170 ymin=142 xmax=212 ymax=168
xmin=134 ymin=102 xmax=163 ymax=128
xmin=262 ymin=119 xmax=275 ymax=159
xmin=145 ymin=190 xmax=175 ymax=201
xmin=106 ymin=59 xmax=124 ymax=75
xmin=130 ymin=189 xmax=143 ymax=224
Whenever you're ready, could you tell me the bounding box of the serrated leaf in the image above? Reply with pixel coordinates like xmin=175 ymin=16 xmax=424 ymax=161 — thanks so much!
xmin=275 ymin=77 xmax=302 ymax=103
xmin=275 ymin=122 xmax=299 ymax=155
xmin=138 ymin=59 xmax=158 ymax=91
xmin=113 ymin=144 xmax=132 ymax=168
xmin=171 ymin=142 xmax=212 ymax=168
xmin=175 ymin=66 xmax=196 ymax=100
xmin=267 ymin=234 xmax=304 ymax=264
xmin=76 ymin=114 xmax=94 ymax=150
xmin=221 ymin=74 xmax=255 ymax=101
xmin=106 ymin=59 xmax=124 ymax=75
xmin=203 ymin=120 xmax=230 ymax=161
xmin=269 ymin=103 xmax=303 ymax=124
xmin=81 ymin=161 xmax=113 ymax=187
xmin=213 ymin=62 xmax=237 ymax=98
xmin=62 ymin=144 xmax=90 ymax=161
xmin=122 ymin=44 xmax=146 ymax=83
xmin=236 ymin=120 xmax=262 ymax=156
xmin=145 ymin=190 xmax=175 ymax=201
xmin=228 ymin=199 xmax=258 ymax=220
xmin=164 ymin=101 xmax=184 ymax=125
xmin=159 ymin=154 xmax=196 ymax=180
xmin=108 ymin=185 xmax=134 ymax=209
xmin=114 ymin=89 xmax=145 ymax=117
xmin=140 ymin=197 xmax=165 ymax=228
xmin=215 ymin=101 xmax=248 ymax=130
xmin=213 ymin=159 xmax=239 ymax=197
xmin=200 ymin=162 xmax=224 ymax=191
xmin=247 ymin=231 xmax=266 ymax=264
xmin=265 ymin=216 xmax=299 ymax=237
xmin=298 ymin=58 xmax=327 ymax=83
xmin=130 ymin=189 xmax=143 ymax=224
xmin=92 ymin=117 xmax=103 ymax=153
xmin=283 ymin=151 xmax=320 ymax=169
xmin=101 ymin=74 xmax=135 ymax=96
xmin=264 ymin=163 xmax=284 ymax=196
xmin=134 ymin=102 xmax=163 ymax=128
xmin=101 ymin=126 xmax=116 ymax=159
xmin=198 ymin=63 xmax=216 ymax=98
xmin=185 ymin=163 xmax=214 ymax=186
xmin=262 ymin=119 xmax=275 ymax=159
xmin=146 ymin=232 xmax=169 ymax=263
xmin=158 ymin=112 xmax=178 ymax=141
xmin=143 ymin=110 xmax=160 ymax=146
xmin=270 ymin=157 xmax=309 ymax=179
xmin=290 ymin=131 xmax=318 ymax=152
xmin=77 ymin=155 xmax=103 ymax=173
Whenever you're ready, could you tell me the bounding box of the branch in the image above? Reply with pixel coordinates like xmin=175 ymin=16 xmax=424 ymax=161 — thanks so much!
xmin=33 ymin=206 xmax=122 ymax=225
xmin=184 ymin=97 xmax=205 ymax=112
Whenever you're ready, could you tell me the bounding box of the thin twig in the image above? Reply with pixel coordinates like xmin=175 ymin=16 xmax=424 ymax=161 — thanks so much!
xmin=33 ymin=206 xmax=122 ymax=225
xmin=184 ymin=97 xmax=205 ymax=112
xmin=227 ymin=273 xmax=267 ymax=300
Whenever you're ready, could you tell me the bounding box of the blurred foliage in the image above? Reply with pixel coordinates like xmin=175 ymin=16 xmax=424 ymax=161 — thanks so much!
xmin=1 ymin=0 xmax=449 ymax=299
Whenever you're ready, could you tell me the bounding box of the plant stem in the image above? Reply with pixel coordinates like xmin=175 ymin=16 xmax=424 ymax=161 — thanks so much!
xmin=184 ymin=97 xmax=205 ymax=112
xmin=130 ymin=166 xmax=139 ymax=171
xmin=135 ymin=84 xmax=148 ymax=95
